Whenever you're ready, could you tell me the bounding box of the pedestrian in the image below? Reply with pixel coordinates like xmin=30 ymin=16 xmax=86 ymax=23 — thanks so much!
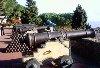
xmin=1 ymin=24 xmax=5 ymax=35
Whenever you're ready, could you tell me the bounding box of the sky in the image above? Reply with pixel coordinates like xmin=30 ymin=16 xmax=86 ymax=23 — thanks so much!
xmin=16 ymin=0 xmax=100 ymax=28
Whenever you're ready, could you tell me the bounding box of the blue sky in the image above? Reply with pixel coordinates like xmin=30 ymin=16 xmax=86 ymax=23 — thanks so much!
xmin=16 ymin=0 xmax=100 ymax=28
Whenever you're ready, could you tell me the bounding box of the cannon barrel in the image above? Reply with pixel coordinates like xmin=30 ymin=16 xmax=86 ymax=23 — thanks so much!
xmin=24 ymin=29 xmax=95 ymax=47
xmin=26 ymin=32 xmax=62 ymax=47
xmin=66 ymin=29 xmax=95 ymax=39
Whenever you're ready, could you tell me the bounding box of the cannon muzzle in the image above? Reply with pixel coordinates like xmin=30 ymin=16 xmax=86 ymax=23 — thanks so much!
xmin=66 ymin=29 xmax=95 ymax=39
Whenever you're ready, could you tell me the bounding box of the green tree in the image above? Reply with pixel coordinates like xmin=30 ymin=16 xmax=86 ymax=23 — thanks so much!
xmin=39 ymin=13 xmax=73 ymax=27
xmin=0 ymin=0 xmax=17 ymax=23
xmin=39 ymin=13 xmax=58 ymax=26
xmin=21 ymin=8 xmax=28 ymax=24
xmin=0 ymin=0 xmax=4 ymax=15
xmin=9 ymin=4 xmax=24 ymax=19
xmin=2 ymin=0 xmax=16 ymax=17
xmin=26 ymin=0 xmax=38 ymax=23
xmin=71 ymin=4 xmax=87 ymax=29
xmin=59 ymin=13 xmax=73 ymax=27
xmin=84 ymin=23 xmax=91 ymax=29
xmin=21 ymin=0 xmax=41 ymax=24
xmin=2 ymin=0 xmax=24 ymax=21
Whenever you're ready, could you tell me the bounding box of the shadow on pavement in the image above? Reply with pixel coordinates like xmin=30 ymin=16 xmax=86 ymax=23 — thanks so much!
xmin=0 ymin=58 xmax=23 ymax=68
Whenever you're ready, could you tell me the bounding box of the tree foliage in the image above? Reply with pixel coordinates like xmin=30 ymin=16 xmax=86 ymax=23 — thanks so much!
xmin=1 ymin=0 xmax=24 ymax=21
xmin=2 ymin=0 xmax=16 ymax=17
xmin=8 ymin=4 xmax=24 ymax=20
xmin=0 ymin=0 xmax=4 ymax=15
xmin=71 ymin=4 xmax=87 ymax=29
xmin=1 ymin=0 xmax=90 ymax=29
xmin=21 ymin=0 xmax=42 ymax=25
xmin=39 ymin=13 xmax=73 ymax=27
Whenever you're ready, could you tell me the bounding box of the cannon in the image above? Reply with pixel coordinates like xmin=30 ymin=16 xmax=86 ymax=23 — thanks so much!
xmin=6 ymin=29 xmax=97 ymax=55
xmin=24 ymin=29 xmax=95 ymax=47
xmin=5 ymin=28 xmax=100 ymax=68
